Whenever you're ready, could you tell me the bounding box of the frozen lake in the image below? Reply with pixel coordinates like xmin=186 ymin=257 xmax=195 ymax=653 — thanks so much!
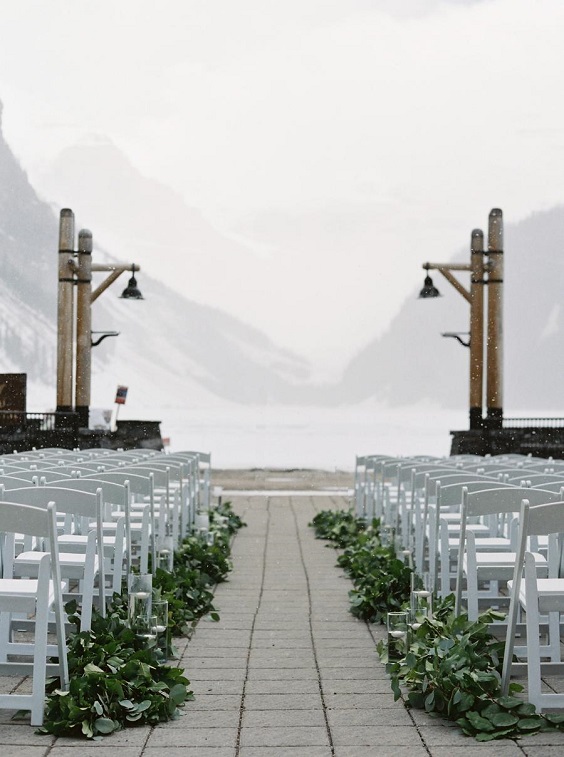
xmin=152 ymin=401 xmax=467 ymax=470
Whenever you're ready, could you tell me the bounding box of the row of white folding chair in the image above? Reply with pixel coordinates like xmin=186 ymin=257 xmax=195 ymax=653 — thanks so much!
xmin=354 ymin=455 xmax=395 ymax=519
xmin=166 ymin=450 xmax=211 ymax=512
xmin=501 ymin=497 xmax=564 ymax=711
xmin=0 ymin=486 xmax=106 ymax=632
xmin=79 ymin=472 xmax=153 ymax=576
xmin=429 ymin=479 xmax=517 ymax=594
xmin=412 ymin=470 xmax=501 ymax=576
xmin=0 ymin=477 xmax=126 ymax=596
xmin=374 ymin=458 xmax=455 ymax=529
xmin=0 ymin=499 xmax=68 ymax=725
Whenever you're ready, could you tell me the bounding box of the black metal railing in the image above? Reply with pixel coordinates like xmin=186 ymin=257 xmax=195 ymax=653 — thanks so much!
xmin=0 ymin=411 xmax=79 ymax=431
xmin=503 ymin=417 xmax=564 ymax=429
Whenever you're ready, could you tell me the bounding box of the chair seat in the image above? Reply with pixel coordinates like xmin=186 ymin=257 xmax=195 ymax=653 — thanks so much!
xmin=464 ymin=551 xmax=547 ymax=581
xmin=17 ymin=550 xmax=99 ymax=571
xmin=447 ymin=523 xmax=490 ymax=535
xmin=58 ymin=533 xmax=123 ymax=549
xmin=0 ymin=578 xmax=57 ymax=608
xmin=450 ymin=537 xmax=511 ymax=551
xmin=509 ymin=578 xmax=564 ymax=614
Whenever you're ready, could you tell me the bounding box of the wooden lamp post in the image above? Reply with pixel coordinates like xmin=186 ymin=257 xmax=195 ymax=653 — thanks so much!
xmin=419 ymin=208 xmax=504 ymax=431
xmin=56 ymin=208 xmax=143 ymax=428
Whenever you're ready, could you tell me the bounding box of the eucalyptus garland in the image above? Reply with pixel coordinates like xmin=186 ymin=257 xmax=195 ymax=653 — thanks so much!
xmin=39 ymin=501 xmax=245 ymax=739
xmin=310 ymin=508 xmax=564 ymax=742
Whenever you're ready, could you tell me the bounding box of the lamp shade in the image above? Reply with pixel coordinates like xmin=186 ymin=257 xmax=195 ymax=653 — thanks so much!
xmin=120 ymin=274 xmax=143 ymax=299
xmin=419 ymin=273 xmax=441 ymax=299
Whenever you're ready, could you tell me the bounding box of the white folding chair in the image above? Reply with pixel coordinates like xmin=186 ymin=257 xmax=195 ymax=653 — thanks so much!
xmin=83 ymin=472 xmax=153 ymax=575
xmin=454 ymin=487 xmax=561 ymax=620
xmin=46 ymin=477 xmax=128 ymax=596
xmin=0 ymin=500 xmax=69 ymax=725
xmin=502 ymin=498 xmax=564 ymax=710
xmin=2 ymin=486 xmax=106 ymax=631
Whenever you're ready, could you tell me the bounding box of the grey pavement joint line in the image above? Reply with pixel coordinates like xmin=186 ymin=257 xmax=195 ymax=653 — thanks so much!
xmin=290 ymin=497 xmax=335 ymax=757
xmin=234 ymin=497 xmax=271 ymax=757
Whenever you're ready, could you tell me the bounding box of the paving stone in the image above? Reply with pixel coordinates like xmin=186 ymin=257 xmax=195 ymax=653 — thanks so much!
xmin=50 ymin=727 xmax=151 ymax=747
xmin=187 ymin=668 xmax=247 ymax=681
xmin=323 ymin=693 xmax=407 ymax=709
xmin=0 ymin=748 xmax=51 ymax=757
xmin=239 ymin=748 xmax=331 ymax=757
xmin=183 ymin=694 xmax=241 ymax=710
xmin=244 ymin=679 xmax=321 ymax=695
xmin=519 ymin=730 xmax=564 ymax=745
xmin=239 ymin=726 xmax=330 ymax=747
xmin=0 ymin=725 xmax=55 ymax=745
xmin=185 ymin=646 xmax=249 ymax=658
xmin=252 ymin=638 xmax=312 ymax=649
xmin=49 ymin=749 xmax=141 ymax=757
xmin=163 ymin=710 xmax=240 ymax=728
xmin=322 ymin=679 xmax=394 ymax=694
xmin=146 ymin=726 xmax=237 ymax=748
xmin=429 ymin=747 xmax=524 ymax=756
xmin=144 ymin=749 xmax=235 ymax=757
xmin=183 ymin=657 xmax=247 ymax=669
xmin=244 ymin=693 xmax=322 ymax=710
xmin=243 ymin=709 xmax=326 ymax=727
xmin=247 ymin=667 xmax=318 ymax=680
xmin=331 ymin=725 xmax=425 ymax=746
xmin=248 ymin=653 xmax=315 ymax=668
xmin=190 ymin=680 xmax=245 ymax=695
xmin=327 ymin=707 xmax=412 ymax=726
xmin=320 ymin=667 xmax=389 ymax=680
xmin=334 ymin=747 xmax=429 ymax=757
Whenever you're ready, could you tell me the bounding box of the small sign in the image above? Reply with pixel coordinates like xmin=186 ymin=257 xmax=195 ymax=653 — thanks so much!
xmin=0 ymin=374 xmax=27 ymax=412
xmin=115 ymin=385 xmax=128 ymax=405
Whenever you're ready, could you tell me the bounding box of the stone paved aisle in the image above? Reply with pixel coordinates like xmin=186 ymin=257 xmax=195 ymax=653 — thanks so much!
xmin=2 ymin=484 xmax=564 ymax=755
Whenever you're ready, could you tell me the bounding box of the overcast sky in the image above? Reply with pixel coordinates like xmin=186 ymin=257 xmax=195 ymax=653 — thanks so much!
xmin=2 ymin=0 xmax=564 ymax=375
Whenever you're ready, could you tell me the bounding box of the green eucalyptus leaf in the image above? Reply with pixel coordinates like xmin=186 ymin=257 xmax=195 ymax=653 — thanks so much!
xmin=496 ymin=695 xmax=524 ymax=709
xmin=488 ymin=712 xmax=519 ymax=728
xmin=544 ymin=713 xmax=564 ymax=724
xmin=466 ymin=711 xmax=495 ymax=732
xmin=518 ymin=718 xmax=543 ymax=731
xmin=94 ymin=718 xmax=118 ymax=734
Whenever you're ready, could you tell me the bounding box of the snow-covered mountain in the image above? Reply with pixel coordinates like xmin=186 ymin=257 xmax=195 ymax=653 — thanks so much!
xmin=0 ymin=105 xmax=311 ymax=415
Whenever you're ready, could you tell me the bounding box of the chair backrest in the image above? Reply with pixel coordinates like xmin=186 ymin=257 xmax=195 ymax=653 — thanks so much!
xmin=0 ymin=460 xmax=62 ymax=471
xmin=0 ymin=475 xmax=40 ymax=489
xmin=45 ymin=476 xmax=128 ymax=507
xmin=50 ymin=465 xmax=107 ymax=477
xmin=439 ymin=480 xmax=515 ymax=509
xmin=506 ymin=473 xmax=564 ymax=487
xmin=530 ymin=481 xmax=564 ymax=494
xmin=3 ymin=469 xmax=73 ymax=483
xmin=465 ymin=486 xmax=562 ymax=518
xmin=3 ymin=485 xmax=102 ymax=520
xmin=84 ymin=471 xmax=153 ymax=498
xmin=0 ymin=498 xmax=58 ymax=541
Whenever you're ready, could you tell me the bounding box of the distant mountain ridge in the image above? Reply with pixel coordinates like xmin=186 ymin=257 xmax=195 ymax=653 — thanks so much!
xmin=0 ymin=104 xmax=311 ymax=410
